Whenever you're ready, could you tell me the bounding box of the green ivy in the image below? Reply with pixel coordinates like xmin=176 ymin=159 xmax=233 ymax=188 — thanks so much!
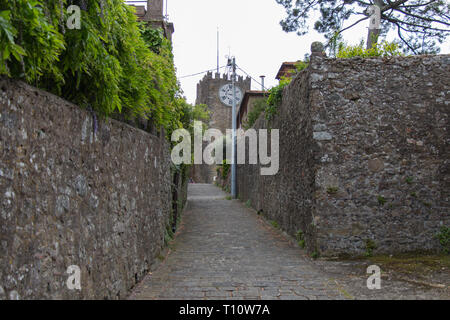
xmin=217 ymin=159 xmax=231 ymax=180
xmin=265 ymin=60 xmax=308 ymax=123
xmin=0 ymin=1 xmax=65 ymax=84
xmin=436 ymin=226 xmax=449 ymax=254
xmin=0 ymin=0 xmax=185 ymax=135
xmin=139 ymin=23 xmax=164 ymax=54
xmin=296 ymin=229 xmax=305 ymax=248
xmin=365 ymin=239 xmax=377 ymax=257
xmin=266 ymin=78 xmax=290 ymax=122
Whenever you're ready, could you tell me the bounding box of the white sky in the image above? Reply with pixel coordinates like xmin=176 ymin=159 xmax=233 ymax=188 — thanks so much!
xmin=169 ymin=0 xmax=326 ymax=104
xmin=140 ymin=0 xmax=449 ymax=104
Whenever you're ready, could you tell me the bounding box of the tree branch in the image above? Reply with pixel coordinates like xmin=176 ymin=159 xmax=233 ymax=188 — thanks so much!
xmin=338 ymin=15 xmax=370 ymax=35
xmin=400 ymin=0 xmax=437 ymax=8
xmin=295 ymin=0 xmax=319 ymax=18
xmin=394 ymin=20 xmax=442 ymax=37
xmin=353 ymin=0 xmax=372 ymax=6
xmin=394 ymin=8 xmax=450 ymax=26
xmin=383 ymin=15 xmax=450 ymax=32
xmin=395 ymin=22 xmax=418 ymax=54
xmin=381 ymin=0 xmax=409 ymax=12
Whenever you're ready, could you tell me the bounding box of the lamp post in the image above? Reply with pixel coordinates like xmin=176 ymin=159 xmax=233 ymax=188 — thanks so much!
xmin=228 ymin=57 xmax=237 ymax=199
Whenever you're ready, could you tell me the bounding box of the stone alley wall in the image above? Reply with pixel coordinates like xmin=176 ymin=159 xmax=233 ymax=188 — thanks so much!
xmin=237 ymin=52 xmax=449 ymax=256
xmin=0 ymin=78 xmax=178 ymax=299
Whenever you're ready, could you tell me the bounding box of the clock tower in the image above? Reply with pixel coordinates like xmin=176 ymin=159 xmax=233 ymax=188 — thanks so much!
xmin=196 ymin=72 xmax=251 ymax=136
xmin=193 ymin=72 xmax=251 ymax=183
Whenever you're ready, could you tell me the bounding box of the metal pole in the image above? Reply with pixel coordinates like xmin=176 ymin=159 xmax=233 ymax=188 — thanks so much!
xmin=231 ymin=57 xmax=237 ymax=199
xmin=217 ymin=27 xmax=220 ymax=74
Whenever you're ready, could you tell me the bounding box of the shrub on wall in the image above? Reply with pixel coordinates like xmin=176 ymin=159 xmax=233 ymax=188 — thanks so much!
xmin=265 ymin=60 xmax=308 ymax=122
xmin=266 ymin=78 xmax=290 ymax=122
xmin=337 ymin=40 xmax=403 ymax=58
xmin=436 ymin=226 xmax=449 ymax=254
xmin=0 ymin=0 xmax=184 ymax=135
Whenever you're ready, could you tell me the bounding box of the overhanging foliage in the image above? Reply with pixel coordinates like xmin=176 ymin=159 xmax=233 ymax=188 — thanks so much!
xmin=0 ymin=0 xmax=188 ymax=135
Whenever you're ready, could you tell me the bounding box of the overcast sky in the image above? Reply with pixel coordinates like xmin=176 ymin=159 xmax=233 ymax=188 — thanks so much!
xmin=132 ymin=0 xmax=450 ymax=104
xmin=169 ymin=0 xmax=327 ymax=104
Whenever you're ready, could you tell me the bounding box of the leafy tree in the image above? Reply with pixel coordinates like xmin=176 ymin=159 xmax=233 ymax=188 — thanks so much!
xmin=276 ymin=0 xmax=450 ymax=54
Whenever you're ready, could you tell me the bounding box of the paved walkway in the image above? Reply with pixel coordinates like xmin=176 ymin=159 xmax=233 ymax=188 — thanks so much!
xmin=129 ymin=184 xmax=449 ymax=300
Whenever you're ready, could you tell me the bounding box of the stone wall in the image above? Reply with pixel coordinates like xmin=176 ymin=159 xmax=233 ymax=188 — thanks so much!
xmin=236 ymin=69 xmax=316 ymax=251
xmin=0 ymin=78 xmax=178 ymax=299
xmin=191 ymin=162 xmax=216 ymax=184
xmin=237 ymin=52 xmax=450 ymax=256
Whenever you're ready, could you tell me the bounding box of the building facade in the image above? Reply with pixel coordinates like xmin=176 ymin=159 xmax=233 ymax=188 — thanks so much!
xmin=127 ymin=0 xmax=174 ymax=41
xmin=237 ymin=91 xmax=266 ymax=130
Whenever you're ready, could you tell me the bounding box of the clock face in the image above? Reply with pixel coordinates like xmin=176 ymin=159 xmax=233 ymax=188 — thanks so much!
xmin=219 ymin=84 xmax=243 ymax=107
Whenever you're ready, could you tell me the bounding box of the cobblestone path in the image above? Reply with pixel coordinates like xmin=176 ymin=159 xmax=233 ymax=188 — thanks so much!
xmin=129 ymin=184 xmax=449 ymax=300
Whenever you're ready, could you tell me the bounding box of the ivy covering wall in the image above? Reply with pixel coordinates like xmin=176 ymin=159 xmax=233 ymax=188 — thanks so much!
xmin=0 ymin=0 xmax=188 ymax=135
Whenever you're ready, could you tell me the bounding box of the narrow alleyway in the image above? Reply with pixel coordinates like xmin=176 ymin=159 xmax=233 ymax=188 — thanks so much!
xmin=128 ymin=184 xmax=449 ymax=300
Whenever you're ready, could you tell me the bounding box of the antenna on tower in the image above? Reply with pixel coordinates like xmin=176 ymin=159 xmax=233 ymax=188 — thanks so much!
xmin=217 ymin=27 xmax=220 ymax=74
xmin=165 ymin=0 xmax=169 ymax=20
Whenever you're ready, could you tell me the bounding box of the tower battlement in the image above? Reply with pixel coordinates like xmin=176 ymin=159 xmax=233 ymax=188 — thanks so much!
xmin=197 ymin=72 xmax=251 ymax=88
